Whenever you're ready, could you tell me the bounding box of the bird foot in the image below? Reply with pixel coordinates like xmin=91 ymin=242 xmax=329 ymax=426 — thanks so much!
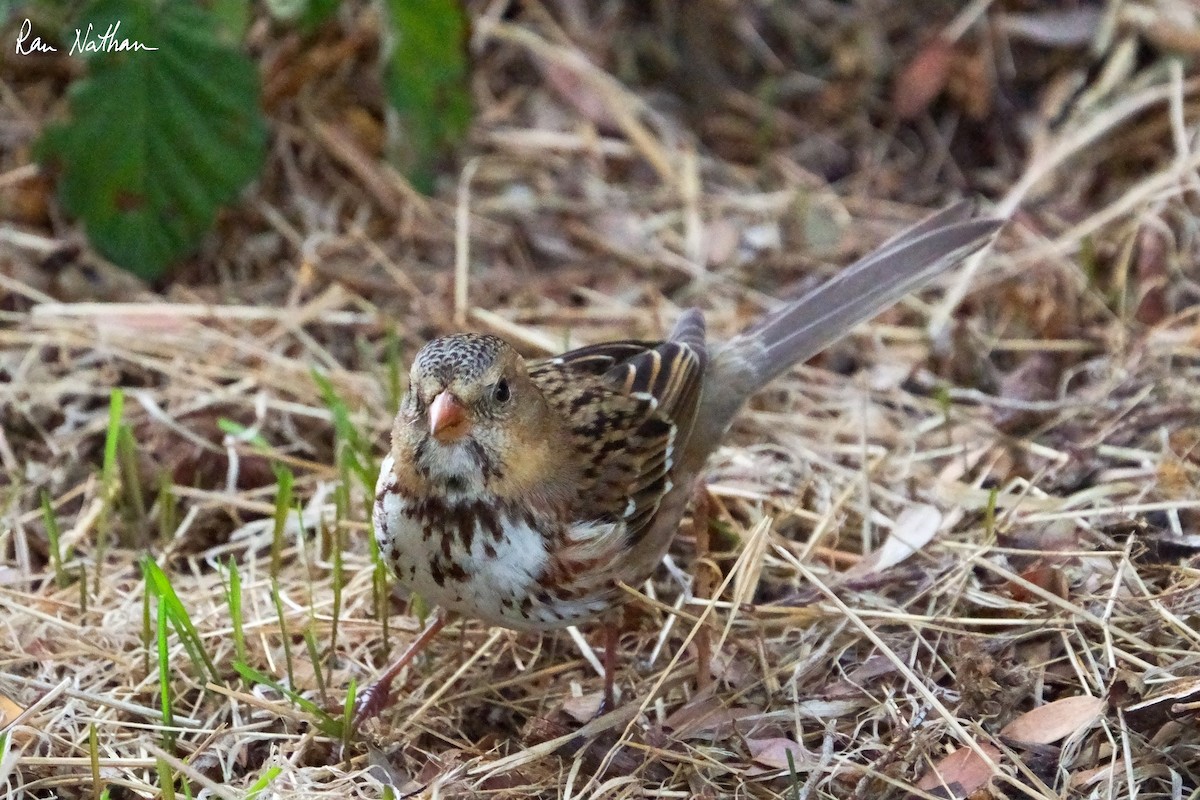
xmin=348 ymin=613 xmax=449 ymax=734
xmin=592 ymin=690 xmax=618 ymax=721
xmin=350 ymin=678 xmax=394 ymax=731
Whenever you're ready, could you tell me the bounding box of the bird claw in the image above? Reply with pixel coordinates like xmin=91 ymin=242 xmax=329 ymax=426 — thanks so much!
xmin=592 ymin=691 xmax=615 ymax=720
xmin=350 ymin=680 xmax=391 ymax=731
xmin=348 ymin=614 xmax=448 ymax=733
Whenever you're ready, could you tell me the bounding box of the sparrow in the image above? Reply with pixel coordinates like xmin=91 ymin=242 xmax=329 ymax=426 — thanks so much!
xmin=359 ymin=201 xmax=1001 ymax=724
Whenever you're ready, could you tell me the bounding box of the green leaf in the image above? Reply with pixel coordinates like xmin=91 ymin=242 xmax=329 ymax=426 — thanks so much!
xmin=37 ymin=0 xmax=267 ymax=278
xmin=382 ymin=0 xmax=471 ymax=193
xmin=209 ymin=0 xmax=250 ymax=41
xmin=297 ymin=0 xmax=339 ymax=31
xmin=264 ymin=0 xmax=339 ymax=31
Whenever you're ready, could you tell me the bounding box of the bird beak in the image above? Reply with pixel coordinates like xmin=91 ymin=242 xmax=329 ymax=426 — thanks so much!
xmin=429 ymin=391 xmax=470 ymax=443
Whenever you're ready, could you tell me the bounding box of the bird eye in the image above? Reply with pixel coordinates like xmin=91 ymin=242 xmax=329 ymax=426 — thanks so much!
xmin=492 ymin=379 xmax=511 ymax=403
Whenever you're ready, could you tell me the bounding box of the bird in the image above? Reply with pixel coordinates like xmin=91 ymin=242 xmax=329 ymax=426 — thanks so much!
xmin=359 ymin=201 xmax=1002 ymax=725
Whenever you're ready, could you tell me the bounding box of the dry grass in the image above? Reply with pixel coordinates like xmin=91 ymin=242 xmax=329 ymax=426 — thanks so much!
xmin=3 ymin=2 xmax=1200 ymax=798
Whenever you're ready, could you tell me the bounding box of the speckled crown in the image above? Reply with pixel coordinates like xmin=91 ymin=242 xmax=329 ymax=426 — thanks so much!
xmin=413 ymin=333 xmax=507 ymax=384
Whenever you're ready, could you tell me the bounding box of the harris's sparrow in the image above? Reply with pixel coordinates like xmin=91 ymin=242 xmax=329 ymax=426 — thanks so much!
xmin=360 ymin=202 xmax=1002 ymax=723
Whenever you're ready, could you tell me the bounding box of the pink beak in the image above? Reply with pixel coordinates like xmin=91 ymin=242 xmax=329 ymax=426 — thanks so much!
xmin=429 ymin=391 xmax=469 ymax=443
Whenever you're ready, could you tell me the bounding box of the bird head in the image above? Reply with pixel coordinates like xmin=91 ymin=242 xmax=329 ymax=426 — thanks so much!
xmin=394 ymin=333 xmax=537 ymax=493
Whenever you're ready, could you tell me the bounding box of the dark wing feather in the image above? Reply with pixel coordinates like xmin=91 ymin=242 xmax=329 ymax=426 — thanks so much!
xmin=603 ymin=341 xmax=704 ymax=459
xmin=530 ymin=332 xmax=705 ymax=544
xmin=548 ymin=340 xmax=659 ymax=375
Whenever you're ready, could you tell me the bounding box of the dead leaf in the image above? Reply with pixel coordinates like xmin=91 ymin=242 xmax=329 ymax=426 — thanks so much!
xmin=1136 ymin=17 xmax=1200 ymax=56
xmin=1134 ymin=225 xmax=1169 ymax=325
xmin=708 ymin=649 xmax=755 ymax=688
xmin=2 ymin=171 xmax=52 ymax=226
xmin=538 ymin=57 xmax=616 ymax=131
xmin=795 ymin=698 xmax=866 ymax=719
xmin=0 ymin=693 xmax=34 ymax=746
xmin=747 ymin=737 xmax=808 ymax=770
xmin=1071 ymin=761 xmax=1119 ymax=788
xmin=893 ymin=37 xmax=953 ymax=120
xmin=0 ymin=693 xmax=24 ymax=726
xmin=821 ymin=654 xmax=901 ymax=699
xmin=665 ymin=695 xmax=770 ymax=739
xmin=945 ymin=44 xmax=993 ymax=121
xmin=562 ymin=692 xmax=603 ymax=723
xmin=844 ymin=504 xmax=941 ymax=579
xmin=992 ymin=353 xmax=1063 ymax=433
xmin=847 ymin=654 xmax=899 ymax=684
xmin=917 ymin=742 xmax=1002 ymax=796
xmin=1168 ymin=426 xmax=1200 ymax=464
xmin=703 ymin=219 xmax=740 ymax=266
xmin=1006 ymin=561 xmax=1068 ymax=602
xmin=665 ymin=698 xmax=737 ymax=738
xmin=1000 ymin=695 xmax=1105 ymax=745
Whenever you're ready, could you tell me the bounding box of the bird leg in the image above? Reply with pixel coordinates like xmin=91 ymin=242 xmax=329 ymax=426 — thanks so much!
xmin=353 ymin=611 xmax=447 ymax=729
xmin=601 ymin=615 xmax=620 ymax=712
xmin=690 ymin=484 xmax=714 ymax=693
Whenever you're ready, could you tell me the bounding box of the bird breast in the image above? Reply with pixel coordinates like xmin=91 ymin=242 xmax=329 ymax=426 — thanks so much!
xmin=373 ymin=454 xmax=619 ymax=631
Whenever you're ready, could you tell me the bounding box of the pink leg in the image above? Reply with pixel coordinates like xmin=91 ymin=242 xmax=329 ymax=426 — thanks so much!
xmin=353 ymin=612 xmax=447 ymax=729
xmin=602 ymin=618 xmax=619 ymax=712
xmin=691 ymin=486 xmax=713 ymax=693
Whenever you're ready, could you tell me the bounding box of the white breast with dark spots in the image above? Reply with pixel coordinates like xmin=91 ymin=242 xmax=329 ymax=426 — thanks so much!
xmin=373 ymin=454 xmax=617 ymax=630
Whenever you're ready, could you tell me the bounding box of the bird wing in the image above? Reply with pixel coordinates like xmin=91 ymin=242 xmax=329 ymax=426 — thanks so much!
xmin=546 ymin=340 xmax=658 ymax=374
xmin=531 ymin=336 xmax=704 ymax=545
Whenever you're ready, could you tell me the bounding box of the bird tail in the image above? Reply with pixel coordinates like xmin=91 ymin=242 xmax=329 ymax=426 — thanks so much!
xmin=743 ymin=201 xmax=1000 ymax=384
xmin=692 ymin=202 xmax=1002 ymax=453
xmin=667 ymin=307 xmax=708 ymax=364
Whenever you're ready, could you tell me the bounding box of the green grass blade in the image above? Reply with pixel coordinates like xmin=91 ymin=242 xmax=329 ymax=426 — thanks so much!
xmin=270 ymin=576 xmax=295 ymax=690
xmin=101 ymin=389 xmax=124 ymax=494
xmin=141 ymin=585 xmax=151 ymax=678
xmin=311 ymin=369 xmax=370 ymax=483
xmin=88 ymin=723 xmax=101 ymax=798
xmin=216 ymin=417 xmax=270 ymax=449
xmin=96 ymin=388 xmax=125 ymax=578
xmin=156 ymin=756 xmax=177 ymax=800
xmin=156 ymin=597 xmax=175 ymax=746
xmin=329 ymin=514 xmax=344 ymax=661
xmin=244 ymin=765 xmax=282 ymax=799
xmin=223 ymin=556 xmax=247 ymax=665
xmin=270 ymin=463 xmax=293 ymax=578
xmin=77 ymin=563 xmax=88 ymax=615
xmin=141 ymin=556 xmax=220 ymax=685
xmin=116 ymin=424 xmax=146 ymax=534
xmin=370 ymin=527 xmax=390 ymax=655
xmin=157 ymin=474 xmax=178 ymax=545
xmin=984 ymin=486 xmax=999 ymax=541
xmin=302 ymin=626 xmax=326 ymax=703
xmin=341 ymin=678 xmax=356 ymax=752
xmin=232 ymin=662 xmax=341 ymax=737
xmin=41 ymin=490 xmax=69 ymax=587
